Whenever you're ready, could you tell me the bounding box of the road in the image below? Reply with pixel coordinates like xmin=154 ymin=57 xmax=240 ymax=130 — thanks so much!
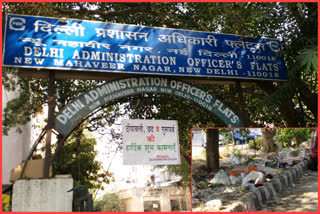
xmin=260 ymin=169 xmax=318 ymax=212
xmin=192 ymin=143 xmax=249 ymax=160
xmin=192 ymin=136 xmax=318 ymax=212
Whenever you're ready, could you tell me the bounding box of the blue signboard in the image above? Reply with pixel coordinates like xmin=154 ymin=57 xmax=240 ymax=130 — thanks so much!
xmin=3 ymin=14 xmax=287 ymax=81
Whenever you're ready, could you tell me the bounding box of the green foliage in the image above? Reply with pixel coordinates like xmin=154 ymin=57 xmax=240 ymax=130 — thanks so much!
xmin=234 ymin=148 xmax=242 ymax=159
xmin=2 ymin=194 xmax=11 ymax=212
xmin=2 ymin=69 xmax=47 ymax=135
xmin=248 ymin=138 xmax=263 ymax=151
xmin=224 ymin=143 xmax=231 ymax=154
xmin=2 ymin=2 xmax=318 ymax=190
xmin=167 ymin=153 xmax=191 ymax=187
xmin=94 ymin=193 xmax=123 ymax=212
xmin=53 ymin=126 xmax=114 ymax=191
xmin=2 ymin=2 xmax=318 ymax=135
xmin=275 ymin=129 xmax=315 ymax=148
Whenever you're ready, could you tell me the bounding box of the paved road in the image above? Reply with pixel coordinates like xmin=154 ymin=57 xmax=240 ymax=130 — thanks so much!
xmin=261 ymin=169 xmax=318 ymax=212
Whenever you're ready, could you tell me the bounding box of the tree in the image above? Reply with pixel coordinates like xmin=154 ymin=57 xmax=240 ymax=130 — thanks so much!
xmin=2 ymin=2 xmax=317 ymax=189
xmin=206 ymin=129 xmax=219 ymax=172
xmin=53 ymin=123 xmax=114 ymax=191
xmin=167 ymin=154 xmax=191 ymax=187
xmin=231 ymin=129 xmax=235 ymax=146
xmin=94 ymin=193 xmax=123 ymax=212
xmin=205 ymin=128 xmax=254 ymax=171
xmin=248 ymin=137 xmax=263 ymax=156
xmin=261 ymin=129 xmax=276 ymax=153
xmin=3 ymin=2 xmax=317 ymax=131
xmin=275 ymin=129 xmax=315 ymax=148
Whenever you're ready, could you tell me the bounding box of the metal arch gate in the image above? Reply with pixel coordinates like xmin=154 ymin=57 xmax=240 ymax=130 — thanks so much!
xmin=54 ymin=76 xmax=244 ymax=137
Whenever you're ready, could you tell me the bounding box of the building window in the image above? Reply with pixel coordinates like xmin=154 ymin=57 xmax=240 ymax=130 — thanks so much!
xmin=170 ymin=199 xmax=187 ymax=211
xmin=144 ymin=200 xmax=160 ymax=212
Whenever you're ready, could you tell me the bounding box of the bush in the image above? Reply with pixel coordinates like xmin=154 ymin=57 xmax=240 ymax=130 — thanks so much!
xmin=224 ymin=144 xmax=231 ymax=157
xmin=234 ymin=148 xmax=242 ymax=159
xmin=248 ymin=138 xmax=263 ymax=151
xmin=94 ymin=193 xmax=123 ymax=212
xmin=225 ymin=143 xmax=231 ymax=153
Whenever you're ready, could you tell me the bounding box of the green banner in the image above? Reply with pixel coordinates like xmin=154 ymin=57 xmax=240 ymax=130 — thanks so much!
xmin=54 ymin=77 xmax=244 ymax=136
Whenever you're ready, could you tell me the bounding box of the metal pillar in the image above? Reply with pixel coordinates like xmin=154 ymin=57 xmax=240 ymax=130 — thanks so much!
xmin=44 ymin=71 xmax=55 ymax=178
xmin=235 ymin=81 xmax=249 ymax=126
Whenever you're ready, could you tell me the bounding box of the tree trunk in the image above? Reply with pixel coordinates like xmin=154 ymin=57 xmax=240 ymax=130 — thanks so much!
xmin=261 ymin=129 xmax=276 ymax=153
xmin=231 ymin=129 xmax=235 ymax=147
xmin=206 ymin=129 xmax=219 ymax=172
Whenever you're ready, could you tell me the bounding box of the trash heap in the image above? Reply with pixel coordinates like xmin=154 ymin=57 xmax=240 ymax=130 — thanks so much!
xmin=192 ymin=148 xmax=307 ymax=212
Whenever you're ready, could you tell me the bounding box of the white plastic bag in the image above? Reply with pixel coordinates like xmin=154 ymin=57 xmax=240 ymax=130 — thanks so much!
xmin=210 ymin=170 xmax=231 ymax=186
xmin=230 ymin=151 xmax=240 ymax=165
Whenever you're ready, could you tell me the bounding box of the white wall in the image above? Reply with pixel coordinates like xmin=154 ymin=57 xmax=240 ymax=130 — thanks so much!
xmin=12 ymin=177 xmax=73 ymax=211
xmin=2 ymin=85 xmax=48 ymax=185
xmin=2 ymin=87 xmax=33 ymax=185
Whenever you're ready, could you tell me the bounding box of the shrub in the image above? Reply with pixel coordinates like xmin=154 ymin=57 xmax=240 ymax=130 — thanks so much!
xmin=94 ymin=193 xmax=124 ymax=212
xmin=248 ymin=138 xmax=263 ymax=151
xmin=234 ymin=148 xmax=242 ymax=158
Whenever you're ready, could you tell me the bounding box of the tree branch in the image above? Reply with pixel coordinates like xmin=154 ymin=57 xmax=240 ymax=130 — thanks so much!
xmin=49 ymin=3 xmax=150 ymax=19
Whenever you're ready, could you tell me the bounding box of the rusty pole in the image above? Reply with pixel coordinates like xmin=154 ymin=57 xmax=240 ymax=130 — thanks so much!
xmin=44 ymin=71 xmax=55 ymax=178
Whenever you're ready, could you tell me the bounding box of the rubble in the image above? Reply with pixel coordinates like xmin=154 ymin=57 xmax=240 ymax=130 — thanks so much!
xmin=209 ymin=170 xmax=231 ymax=186
xmin=192 ymin=146 xmax=309 ymax=212
xmin=230 ymin=176 xmax=241 ymax=185
xmin=230 ymin=152 xmax=241 ymax=165
xmin=257 ymin=166 xmax=277 ymax=176
xmin=228 ymin=170 xmax=245 ymax=176
xmin=242 ymin=171 xmax=264 ymax=188
xmin=206 ymin=199 xmax=223 ymax=209
xmin=196 ymin=181 xmax=209 ymax=189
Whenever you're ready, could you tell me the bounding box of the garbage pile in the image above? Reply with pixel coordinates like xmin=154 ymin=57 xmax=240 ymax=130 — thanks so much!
xmin=192 ymin=148 xmax=307 ymax=212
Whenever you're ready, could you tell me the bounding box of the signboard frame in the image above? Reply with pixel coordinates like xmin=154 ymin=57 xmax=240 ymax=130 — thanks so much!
xmin=3 ymin=14 xmax=288 ymax=81
xmin=122 ymin=119 xmax=181 ymax=165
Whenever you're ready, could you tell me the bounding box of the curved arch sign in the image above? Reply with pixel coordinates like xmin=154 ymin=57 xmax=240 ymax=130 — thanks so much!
xmin=54 ymin=77 xmax=244 ymax=136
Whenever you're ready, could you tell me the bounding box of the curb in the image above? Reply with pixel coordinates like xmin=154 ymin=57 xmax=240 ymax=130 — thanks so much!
xmin=271 ymin=177 xmax=282 ymax=193
xmin=225 ymin=159 xmax=311 ymax=212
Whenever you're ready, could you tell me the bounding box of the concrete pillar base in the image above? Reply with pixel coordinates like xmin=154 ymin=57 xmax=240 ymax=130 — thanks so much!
xmin=12 ymin=176 xmax=73 ymax=212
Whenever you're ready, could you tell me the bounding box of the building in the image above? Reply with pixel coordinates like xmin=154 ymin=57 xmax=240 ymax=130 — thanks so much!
xmin=2 ymin=86 xmax=33 ymax=186
xmin=2 ymin=84 xmax=49 ymax=186
xmin=117 ymin=185 xmax=191 ymax=212
xmin=110 ymin=165 xmax=191 ymax=212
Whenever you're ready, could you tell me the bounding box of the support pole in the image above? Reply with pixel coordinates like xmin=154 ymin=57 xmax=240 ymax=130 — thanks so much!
xmin=235 ymin=81 xmax=249 ymax=126
xmin=44 ymin=71 xmax=55 ymax=178
xmin=206 ymin=129 xmax=219 ymax=172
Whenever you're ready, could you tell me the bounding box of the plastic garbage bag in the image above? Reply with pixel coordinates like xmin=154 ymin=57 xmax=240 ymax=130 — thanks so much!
xmin=265 ymin=157 xmax=279 ymax=168
xmin=230 ymin=151 xmax=240 ymax=165
xmin=206 ymin=199 xmax=223 ymax=209
xmin=242 ymin=183 xmax=256 ymax=191
xmin=257 ymin=166 xmax=276 ymax=176
xmin=229 ymin=176 xmax=241 ymax=185
xmin=210 ymin=170 xmax=231 ymax=186
xmin=242 ymin=171 xmax=264 ymax=188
